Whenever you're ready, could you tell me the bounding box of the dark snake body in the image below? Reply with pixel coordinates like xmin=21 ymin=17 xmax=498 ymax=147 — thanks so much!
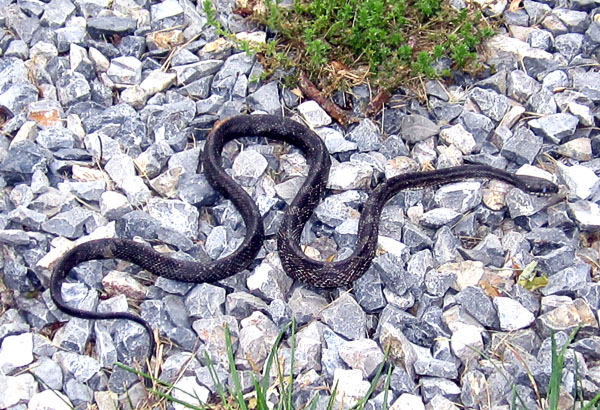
xmin=50 ymin=114 xmax=558 ymax=360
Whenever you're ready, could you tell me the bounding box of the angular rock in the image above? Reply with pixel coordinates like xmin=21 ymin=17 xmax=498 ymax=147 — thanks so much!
xmin=494 ymin=297 xmax=535 ymax=331
xmin=567 ymin=200 xmax=600 ymax=231
xmin=528 ymin=113 xmax=579 ymax=144
xmin=247 ymin=81 xmax=281 ymax=114
xmin=346 ymin=119 xmax=383 ymax=152
xmin=320 ymin=293 xmax=366 ymax=340
xmin=87 ymin=17 xmax=137 ymax=39
xmin=399 ymin=114 xmax=440 ymax=143
xmin=297 ymin=101 xmax=331 ymax=128
xmin=339 ymin=338 xmax=384 ymax=378
xmin=469 ymin=87 xmax=510 ymax=121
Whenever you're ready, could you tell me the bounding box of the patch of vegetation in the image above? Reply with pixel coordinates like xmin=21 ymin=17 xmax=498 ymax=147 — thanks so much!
xmin=473 ymin=326 xmax=600 ymax=410
xmin=242 ymin=0 xmax=497 ymax=93
xmin=117 ymin=322 xmax=600 ymax=409
xmin=118 ymin=320 xmax=393 ymax=409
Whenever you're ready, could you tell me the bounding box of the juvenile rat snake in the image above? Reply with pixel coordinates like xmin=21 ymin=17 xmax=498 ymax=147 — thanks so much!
xmin=50 ymin=114 xmax=558 ymax=361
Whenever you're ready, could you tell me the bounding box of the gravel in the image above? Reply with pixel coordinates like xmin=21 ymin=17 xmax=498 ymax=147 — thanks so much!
xmin=0 ymin=0 xmax=599 ymax=408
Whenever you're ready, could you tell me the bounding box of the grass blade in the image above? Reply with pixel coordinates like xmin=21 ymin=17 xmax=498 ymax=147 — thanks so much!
xmin=261 ymin=322 xmax=292 ymax=394
xmin=225 ymin=324 xmax=248 ymax=410
xmin=580 ymin=390 xmax=600 ymax=410
xmin=308 ymin=393 xmax=320 ymax=410
xmin=326 ymin=381 xmax=339 ymax=410
xmin=351 ymin=344 xmax=390 ymax=410
xmin=273 ymin=340 xmax=289 ymax=410
xmin=204 ymin=351 xmax=231 ymax=409
xmin=253 ymin=374 xmax=269 ymax=409
xmin=547 ymin=332 xmax=562 ymax=410
xmin=116 ymin=362 xmax=210 ymax=409
xmin=382 ymin=363 xmax=393 ymax=410
xmin=150 ymin=389 xmax=207 ymax=410
xmin=547 ymin=326 xmax=581 ymax=410
xmin=285 ymin=319 xmax=297 ymax=409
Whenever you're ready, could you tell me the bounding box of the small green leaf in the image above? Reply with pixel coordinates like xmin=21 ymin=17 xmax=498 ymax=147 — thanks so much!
xmin=517 ymin=261 xmax=549 ymax=291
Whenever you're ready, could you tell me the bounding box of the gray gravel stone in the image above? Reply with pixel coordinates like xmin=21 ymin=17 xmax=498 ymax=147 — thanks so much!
xmin=0 ymin=373 xmax=37 ymax=408
xmin=529 ymin=113 xmax=579 ymax=144
xmin=226 ymin=292 xmax=268 ymax=319
xmin=54 ymin=351 xmax=101 ymax=383
xmin=420 ymin=208 xmax=462 ymax=228
xmin=87 ymin=17 xmax=136 ymax=39
xmin=8 ymin=206 xmax=47 ymax=230
xmin=232 ymin=149 xmax=268 ymax=186
xmin=0 ymin=332 xmax=34 ymax=374
xmin=528 ymin=86 xmax=557 ymax=114
xmin=469 ymin=87 xmax=510 ymax=121
xmin=557 ymin=162 xmax=599 ymax=200
xmin=459 ymin=112 xmax=494 ymax=146
xmin=107 ymin=56 xmax=143 ymax=85
xmin=0 ymin=141 xmax=51 ymax=184
xmin=353 ymin=268 xmax=386 ymax=312
xmin=572 ymin=71 xmax=600 ymax=101
xmin=542 ymin=70 xmax=568 ymax=89
xmin=555 ymin=33 xmax=585 ymax=60
xmin=41 ymin=206 xmax=92 ymax=238
xmin=346 ymin=119 xmax=383 ymax=152
xmin=554 ymin=8 xmax=589 ymax=32
xmin=421 ymin=377 xmax=461 ymax=402
xmin=288 ymin=287 xmax=328 ymax=325
xmin=456 ymin=286 xmax=499 ymax=328
xmin=40 ymin=0 xmax=75 ymax=28
xmin=414 ymin=355 xmax=458 ymax=379
xmin=567 ymin=200 xmax=600 ymax=230
xmin=320 ymin=293 xmax=366 ymax=340
xmin=150 ymin=0 xmax=184 ymax=30
xmin=247 ymin=258 xmax=293 ymax=301
xmin=238 ymin=311 xmax=279 ymax=369
xmin=247 ymin=81 xmax=281 ymax=114
xmin=434 ymin=181 xmax=482 ymax=213
xmin=541 ymin=264 xmax=590 ymax=296
xmin=399 ymin=114 xmax=440 ymax=143
xmin=507 ymin=70 xmax=541 ymax=102
xmin=297 ymin=100 xmax=331 ymax=127
xmin=0 ymin=230 xmax=31 ymax=246
xmin=535 ymin=245 xmax=576 ymax=274
xmin=185 ymin=283 xmax=226 ymax=320
xmin=494 ymin=297 xmax=535 ymax=331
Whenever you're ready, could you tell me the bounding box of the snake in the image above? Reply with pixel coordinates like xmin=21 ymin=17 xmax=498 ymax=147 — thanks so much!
xmin=49 ymin=114 xmax=558 ymax=363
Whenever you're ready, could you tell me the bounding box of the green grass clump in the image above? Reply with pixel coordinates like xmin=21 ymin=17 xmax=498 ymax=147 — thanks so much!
xmin=250 ymin=0 xmax=496 ymax=93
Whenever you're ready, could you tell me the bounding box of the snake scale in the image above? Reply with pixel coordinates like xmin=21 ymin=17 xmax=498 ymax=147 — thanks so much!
xmin=50 ymin=114 xmax=559 ymax=361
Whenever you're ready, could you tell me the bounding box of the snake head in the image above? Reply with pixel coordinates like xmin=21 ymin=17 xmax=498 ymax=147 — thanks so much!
xmin=518 ymin=175 xmax=559 ymax=196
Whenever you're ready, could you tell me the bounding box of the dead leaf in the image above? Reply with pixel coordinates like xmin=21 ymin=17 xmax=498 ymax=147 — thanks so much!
xmin=509 ymin=0 xmax=522 ymax=13
xmin=479 ymin=279 xmax=502 ymax=298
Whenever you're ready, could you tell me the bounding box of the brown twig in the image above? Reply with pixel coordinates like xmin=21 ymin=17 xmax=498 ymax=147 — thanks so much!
xmin=365 ymin=89 xmax=390 ymax=118
xmin=298 ymin=73 xmax=359 ymax=127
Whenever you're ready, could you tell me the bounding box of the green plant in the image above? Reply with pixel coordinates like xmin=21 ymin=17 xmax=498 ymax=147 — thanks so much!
xmin=118 ymin=321 xmax=393 ymax=409
xmin=470 ymin=326 xmax=600 ymax=410
xmin=245 ymin=0 xmax=497 ymax=93
xmin=547 ymin=328 xmax=600 ymax=410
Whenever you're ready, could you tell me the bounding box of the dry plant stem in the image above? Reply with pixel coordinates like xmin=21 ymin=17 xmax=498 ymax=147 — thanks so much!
xmin=298 ymin=73 xmax=359 ymax=126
